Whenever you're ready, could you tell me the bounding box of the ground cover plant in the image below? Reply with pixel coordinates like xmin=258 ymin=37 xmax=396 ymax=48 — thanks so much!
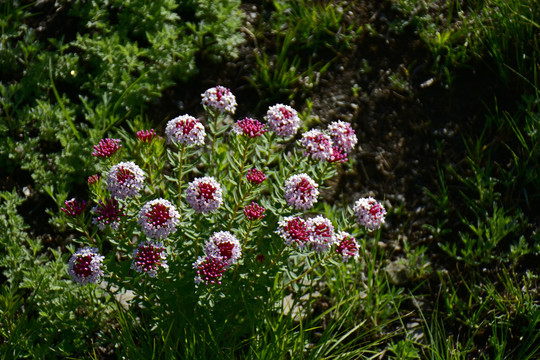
xmin=1 ymin=0 xmax=540 ymax=358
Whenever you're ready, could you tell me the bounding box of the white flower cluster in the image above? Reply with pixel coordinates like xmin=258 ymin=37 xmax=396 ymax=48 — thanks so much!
xmin=353 ymin=197 xmax=387 ymax=230
xmin=204 ymin=231 xmax=242 ymax=267
xmin=68 ymin=247 xmax=105 ymax=285
xmin=327 ymin=120 xmax=358 ymax=153
xmin=284 ymin=173 xmax=319 ymax=210
xmin=335 ymin=231 xmax=359 ymax=262
xmin=276 ymin=216 xmax=309 ymax=248
xmin=137 ymin=198 xmax=180 ymax=239
xmin=201 ymin=86 xmax=237 ymax=114
xmin=185 ymin=176 xmax=223 ymax=214
xmin=306 ymin=216 xmax=336 ymax=253
xmin=277 ymin=215 xmax=337 ymax=254
xmin=165 ymin=115 xmax=206 ymax=146
xmin=299 ymin=129 xmax=334 ymax=161
xmin=107 ymin=161 xmax=145 ymax=199
xmin=265 ymin=104 xmax=301 ymax=138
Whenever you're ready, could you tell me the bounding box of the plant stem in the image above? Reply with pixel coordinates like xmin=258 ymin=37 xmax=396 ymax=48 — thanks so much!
xmin=284 ymin=252 xmax=331 ymax=288
xmin=177 ymin=144 xmax=186 ymax=213
xmin=230 ymin=221 xmax=255 ymax=282
xmin=227 ymin=188 xmax=252 ymax=230
xmin=242 ymin=221 xmax=254 ymax=253
xmin=227 ymin=139 xmax=252 ymax=228
xmin=195 ymin=213 xmax=202 ymax=258
xmin=209 ymin=110 xmax=220 ymax=168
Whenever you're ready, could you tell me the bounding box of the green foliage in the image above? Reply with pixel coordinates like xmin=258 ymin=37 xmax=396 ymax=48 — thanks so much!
xmin=0 ymin=0 xmax=244 ymax=212
xmin=249 ymin=0 xmax=362 ymax=102
xmin=271 ymin=0 xmax=362 ymax=56
xmin=392 ymin=0 xmax=540 ymax=87
xmin=0 ymin=190 xmax=115 ymax=358
xmin=2 ymin=0 xmax=539 ymax=358
xmin=465 ymin=0 xmax=540 ymax=87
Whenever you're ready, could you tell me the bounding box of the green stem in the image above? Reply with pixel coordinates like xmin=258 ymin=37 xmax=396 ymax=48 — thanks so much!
xmin=227 ymin=140 xmax=252 ymax=228
xmin=227 ymin=185 xmax=252 ymax=230
xmin=195 ymin=213 xmax=202 ymax=258
xmin=284 ymin=252 xmax=331 ymax=288
xmin=236 ymin=138 xmax=250 ymax=191
xmin=242 ymin=221 xmax=254 ymax=253
xmin=74 ymin=217 xmax=96 ymax=245
xmin=209 ymin=110 xmax=220 ymax=168
xmin=268 ymin=246 xmax=286 ymax=270
xmin=231 ymin=221 xmax=254 ymax=281
xmin=177 ymin=144 xmax=186 ymax=214
xmin=315 ymin=161 xmax=332 ymax=185
xmin=143 ymin=146 xmax=155 ymax=191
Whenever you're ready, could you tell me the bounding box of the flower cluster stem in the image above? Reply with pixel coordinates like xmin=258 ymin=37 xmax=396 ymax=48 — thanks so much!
xmin=227 ymin=140 xmax=252 ymax=228
xmin=177 ymin=144 xmax=186 ymax=217
xmin=209 ymin=110 xmax=220 ymax=168
xmin=284 ymin=252 xmax=331 ymax=288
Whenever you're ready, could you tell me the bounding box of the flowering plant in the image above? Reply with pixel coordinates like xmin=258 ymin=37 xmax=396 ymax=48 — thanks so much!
xmin=61 ymin=85 xmax=387 ymax=353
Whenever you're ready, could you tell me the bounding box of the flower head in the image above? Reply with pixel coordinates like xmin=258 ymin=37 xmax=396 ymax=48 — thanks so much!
xmin=284 ymin=174 xmax=319 ymax=210
xmin=335 ymin=232 xmax=359 ymax=261
xmin=193 ymin=256 xmax=227 ymax=285
xmin=137 ymin=129 xmax=157 ymax=143
xmin=68 ymin=247 xmax=105 ymax=285
xmin=107 ymin=161 xmax=145 ymax=199
xmin=185 ymin=176 xmax=223 ymax=214
xmin=204 ymin=231 xmax=242 ymax=266
xmin=232 ymin=117 xmax=267 ymax=138
xmin=92 ymin=138 xmax=122 ymax=158
xmin=246 ymin=168 xmax=266 ymax=185
xmin=165 ymin=115 xmax=206 ymax=146
xmin=131 ymin=241 xmax=168 ymax=277
xmin=353 ymin=197 xmax=387 ymax=230
xmin=61 ymin=198 xmax=86 ymax=217
xmin=201 ymin=85 xmax=237 ymax=114
xmin=306 ymin=216 xmax=336 ymax=253
xmin=244 ymin=202 xmax=266 ymax=221
xmin=138 ymin=198 xmax=180 ymax=239
xmin=265 ymin=104 xmax=301 ymax=138
xmin=276 ymin=216 xmax=309 ymax=248
xmin=92 ymin=197 xmax=125 ymax=230
xmin=299 ymin=129 xmax=334 ymax=161
xmin=328 ymin=146 xmax=348 ymax=163
xmin=88 ymin=174 xmax=99 ymax=186
xmin=327 ymin=121 xmax=358 ymax=153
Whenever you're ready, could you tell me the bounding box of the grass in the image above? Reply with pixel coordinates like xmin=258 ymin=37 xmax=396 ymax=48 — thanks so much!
xmin=1 ymin=0 xmax=540 ymax=358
